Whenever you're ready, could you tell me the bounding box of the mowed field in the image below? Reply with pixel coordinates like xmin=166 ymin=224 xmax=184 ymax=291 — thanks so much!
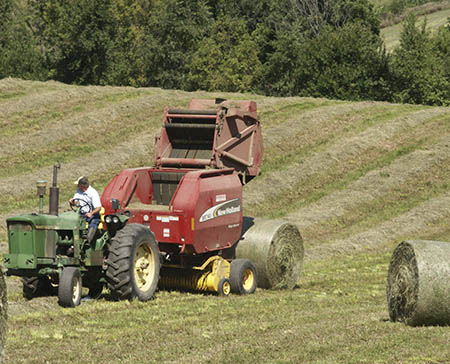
xmin=1 ymin=78 xmax=450 ymax=363
xmin=380 ymin=1 xmax=450 ymax=50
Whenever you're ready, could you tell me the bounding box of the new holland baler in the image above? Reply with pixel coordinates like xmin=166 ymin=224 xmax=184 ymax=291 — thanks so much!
xmin=102 ymin=99 xmax=263 ymax=297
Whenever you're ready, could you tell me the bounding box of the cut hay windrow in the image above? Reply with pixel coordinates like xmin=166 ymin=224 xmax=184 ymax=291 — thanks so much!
xmin=387 ymin=240 xmax=450 ymax=326
xmin=235 ymin=217 xmax=304 ymax=289
xmin=0 ymin=267 xmax=6 ymax=360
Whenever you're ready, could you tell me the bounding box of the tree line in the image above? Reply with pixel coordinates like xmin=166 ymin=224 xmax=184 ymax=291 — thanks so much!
xmin=0 ymin=0 xmax=449 ymax=106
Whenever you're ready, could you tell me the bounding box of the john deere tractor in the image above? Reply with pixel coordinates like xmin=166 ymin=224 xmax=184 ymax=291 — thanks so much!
xmin=4 ymin=163 xmax=158 ymax=307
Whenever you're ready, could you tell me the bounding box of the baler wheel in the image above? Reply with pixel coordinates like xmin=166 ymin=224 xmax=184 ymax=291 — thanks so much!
xmin=58 ymin=267 xmax=82 ymax=308
xmin=106 ymin=224 xmax=160 ymax=301
xmin=22 ymin=276 xmax=54 ymax=300
xmin=230 ymin=259 xmax=257 ymax=295
xmin=217 ymin=278 xmax=231 ymax=296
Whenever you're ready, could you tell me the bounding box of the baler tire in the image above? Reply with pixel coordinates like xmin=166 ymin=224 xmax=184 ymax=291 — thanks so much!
xmin=22 ymin=276 xmax=54 ymax=300
xmin=230 ymin=259 xmax=257 ymax=295
xmin=106 ymin=224 xmax=160 ymax=302
xmin=58 ymin=267 xmax=82 ymax=308
xmin=217 ymin=278 xmax=231 ymax=296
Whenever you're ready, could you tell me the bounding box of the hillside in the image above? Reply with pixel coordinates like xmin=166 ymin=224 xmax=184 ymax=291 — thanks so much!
xmin=380 ymin=1 xmax=450 ymax=50
xmin=2 ymin=79 xmax=450 ymax=363
xmin=2 ymin=78 xmax=449 ymax=257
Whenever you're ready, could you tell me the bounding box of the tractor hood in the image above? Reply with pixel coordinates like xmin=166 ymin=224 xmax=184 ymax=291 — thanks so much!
xmin=7 ymin=211 xmax=80 ymax=230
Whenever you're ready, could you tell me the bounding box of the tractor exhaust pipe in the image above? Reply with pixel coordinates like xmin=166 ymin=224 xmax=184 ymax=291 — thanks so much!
xmin=49 ymin=162 xmax=61 ymax=216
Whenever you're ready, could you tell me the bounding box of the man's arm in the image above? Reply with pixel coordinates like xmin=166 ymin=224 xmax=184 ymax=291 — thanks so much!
xmin=86 ymin=206 xmax=101 ymax=218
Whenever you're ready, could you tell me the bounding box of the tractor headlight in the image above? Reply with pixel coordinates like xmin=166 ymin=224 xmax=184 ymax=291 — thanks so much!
xmin=112 ymin=216 xmax=119 ymax=224
xmin=105 ymin=216 xmax=112 ymax=224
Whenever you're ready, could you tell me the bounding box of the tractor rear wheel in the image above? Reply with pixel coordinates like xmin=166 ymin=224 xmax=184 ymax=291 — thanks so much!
xmin=58 ymin=267 xmax=82 ymax=308
xmin=22 ymin=276 xmax=54 ymax=300
xmin=230 ymin=259 xmax=257 ymax=294
xmin=106 ymin=224 xmax=160 ymax=301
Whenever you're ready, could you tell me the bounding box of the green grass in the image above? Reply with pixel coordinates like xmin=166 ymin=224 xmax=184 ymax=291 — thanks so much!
xmin=247 ymin=107 xmax=446 ymax=219
xmin=2 ymin=79 xmax=450 ymax=364
xmin=381 ymin=6 xmax=450 ymax=50
xmin=0 ymin=89 xmax=150 ymax=137
xmin=261 ymin=103 xmax=419 ymax=176
xmin=258 ymin=99 xmax=343 ymax=128
xmin=307 ymin=152 xmax=450 ymax=246
xmin=5 ymin=246 xmax=450 ymax=364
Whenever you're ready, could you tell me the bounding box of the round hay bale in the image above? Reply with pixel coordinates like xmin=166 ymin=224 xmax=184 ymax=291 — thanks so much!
xmin=235 ymin=217 xmax=304 ymax=289
xmin=387 ymin=240 xmax=450 ymax=326
xmin=0 ymin=267 xmax=6 ymax=359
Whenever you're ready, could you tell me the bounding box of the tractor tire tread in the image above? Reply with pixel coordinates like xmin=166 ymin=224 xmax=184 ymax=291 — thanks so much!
xmin=105 ymin=223 xmax=160 ymax=301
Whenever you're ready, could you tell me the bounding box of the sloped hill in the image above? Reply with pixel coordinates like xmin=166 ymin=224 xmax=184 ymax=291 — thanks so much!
xmin=1 ymin=78 xmax=450 ymax=261
xmin=380 ymin=1 xmax=450 ymax=50
xmin=2 ymin=79 xmax=450 ymax=363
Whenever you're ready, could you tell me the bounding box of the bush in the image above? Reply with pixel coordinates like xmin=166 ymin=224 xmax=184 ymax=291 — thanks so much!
xmin=186 ymin=17 xmax=263 ymax=92
xmin=390 ymin=13 xmax=449 ymax=105
xmin=263 ymin=22 xmax=390 ymax=101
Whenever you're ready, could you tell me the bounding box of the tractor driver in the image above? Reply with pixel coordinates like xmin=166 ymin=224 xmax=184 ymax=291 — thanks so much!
xmin=69 ymin=176 xmax=102 ymax=244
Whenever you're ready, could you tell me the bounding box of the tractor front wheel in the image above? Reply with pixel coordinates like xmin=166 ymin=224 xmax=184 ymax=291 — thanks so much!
xmin=106 ymin=224 xmax=160 ymax=301
xmin=230 ymin=259 xmax=257 ymax=294
xmin=58 ymin=267 xmax=82 ymax=308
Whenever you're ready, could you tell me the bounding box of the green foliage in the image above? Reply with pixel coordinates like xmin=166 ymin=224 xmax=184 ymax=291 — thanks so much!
xmin=430 ymin=20 xmax=450 ymax=104
xmin=0 ymin=0 xmax=13 ymax=38
xmin=39 ymin=0 xmax=115 ymax=84
xmin=102 ymin=0 xmax=152 ymax=86
xmin=0 ymin=0 xmax=47 ymax=80
xmin=138 ymin=0 xmax=212 ymax=89
xmin=264 ymin=22 xmax=390 ymax=100
xmin=390 ymin=13 xmax=450 ymax=105
xmin=0 ymin=0 xmax=449 ymax=105
xmin=187 ymin=17 xmax=263 ymax=92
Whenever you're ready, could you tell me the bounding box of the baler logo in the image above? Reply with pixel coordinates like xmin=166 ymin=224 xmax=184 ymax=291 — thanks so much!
xmin=199 ymin=198 xmax=241 ymax=223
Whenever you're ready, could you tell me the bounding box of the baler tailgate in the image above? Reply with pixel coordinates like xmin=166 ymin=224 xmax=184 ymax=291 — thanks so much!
xmin=165 ymin=110 xmax=216 ymax=163
xmin=155 ymin=99 xmax=263 ymax=181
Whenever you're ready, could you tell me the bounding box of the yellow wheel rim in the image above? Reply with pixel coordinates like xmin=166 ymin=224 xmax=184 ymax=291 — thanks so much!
xmin=242 ymin=268 xmax=255 ymax=292
xmin=222 ymin=280 xmax=231 ymax=296
xmin=134 ymin=243 xmax=155 ymax=291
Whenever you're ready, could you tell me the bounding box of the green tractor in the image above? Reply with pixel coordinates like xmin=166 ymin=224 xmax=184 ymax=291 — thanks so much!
xmin=3 ymin=164 xmax=160 ymax=307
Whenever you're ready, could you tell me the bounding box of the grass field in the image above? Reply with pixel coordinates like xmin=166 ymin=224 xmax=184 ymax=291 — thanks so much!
xmin=2 ymin=78 xmax=450 ymax=363
xmin=380 ymin=1 xmax=450 ymax=50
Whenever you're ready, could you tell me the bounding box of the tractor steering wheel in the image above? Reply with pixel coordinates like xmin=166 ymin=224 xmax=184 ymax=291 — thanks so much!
xmin=70 ymin=198 xmax=91 ymax=213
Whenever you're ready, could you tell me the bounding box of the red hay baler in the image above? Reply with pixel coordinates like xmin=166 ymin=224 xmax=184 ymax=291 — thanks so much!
xmin=101 ymin=99 xmax=263 ymax=297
